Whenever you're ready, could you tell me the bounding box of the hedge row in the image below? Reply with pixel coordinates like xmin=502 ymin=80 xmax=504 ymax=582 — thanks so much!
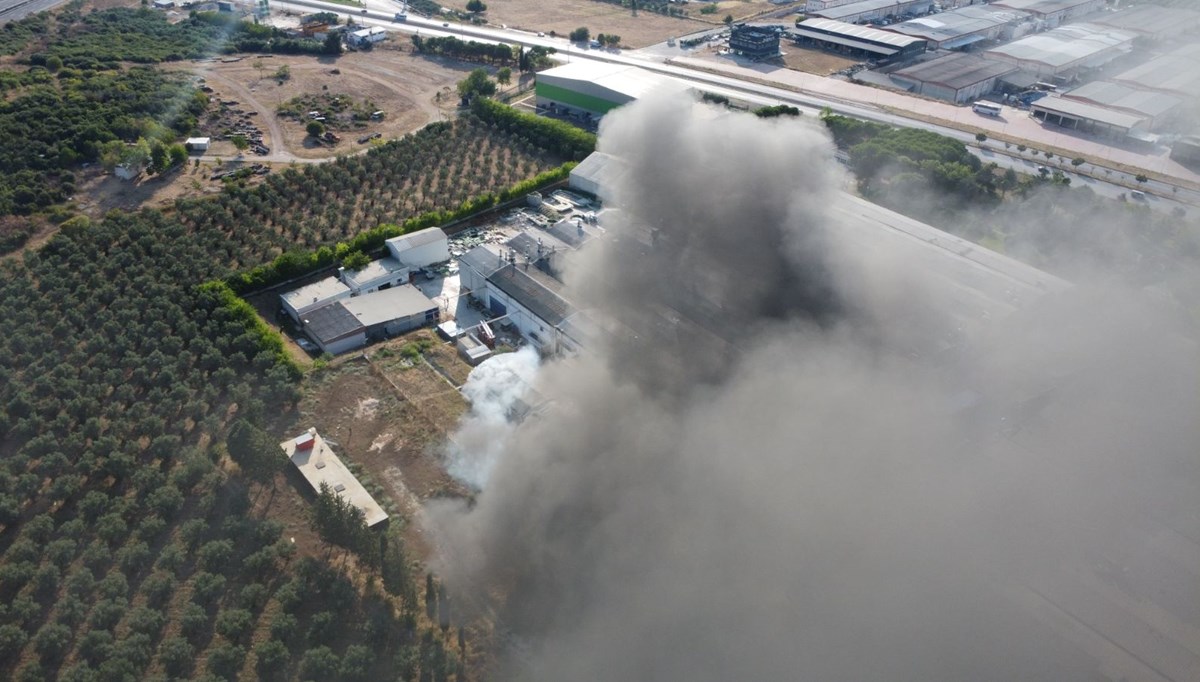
xmin=470 ymin=98 xmax=596 ymax=160
xmin=196 ymin=281 xmax=302 ymax=378
xmin=223 ymin=160 xmax=577 ymax=295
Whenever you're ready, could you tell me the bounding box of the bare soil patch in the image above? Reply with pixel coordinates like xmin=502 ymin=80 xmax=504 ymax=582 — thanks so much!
xmin=186 ymin=46 xmax=469 ymax=159
xmin=779 ymin=45 xmax=859 ymax=76
xmin=445 ymin=0 xmax=708 ymax=47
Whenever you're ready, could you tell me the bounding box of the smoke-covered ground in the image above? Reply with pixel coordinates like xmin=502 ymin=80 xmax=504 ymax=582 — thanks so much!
xmin=433 ymin=94 xmax=1200 ymax=681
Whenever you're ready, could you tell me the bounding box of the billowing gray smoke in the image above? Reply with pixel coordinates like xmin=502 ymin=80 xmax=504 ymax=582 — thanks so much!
xmin=433 ymin=94 xmax=1200 ymax=682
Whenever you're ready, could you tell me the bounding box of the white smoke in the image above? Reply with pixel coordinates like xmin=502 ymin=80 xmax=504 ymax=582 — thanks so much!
xmin=446 ymin=347 xmax=541 ymax=489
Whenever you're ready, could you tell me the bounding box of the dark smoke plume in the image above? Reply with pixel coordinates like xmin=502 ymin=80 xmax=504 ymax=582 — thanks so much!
xmin=433 ymin=94 xmax=1200 ymax=682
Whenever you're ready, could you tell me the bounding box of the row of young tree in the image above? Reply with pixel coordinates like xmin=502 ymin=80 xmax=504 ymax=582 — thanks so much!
xmin=410 ymin=35 xmax=517 ymax=66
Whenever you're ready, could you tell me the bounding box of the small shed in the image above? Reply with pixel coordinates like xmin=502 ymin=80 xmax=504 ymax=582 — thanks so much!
xmin=185 ymin=137 xmax=211 ymax=152
xmin=153 ymin=0 xmax=175 ymax=8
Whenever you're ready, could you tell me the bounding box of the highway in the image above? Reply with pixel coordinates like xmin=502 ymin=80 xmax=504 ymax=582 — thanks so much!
xmin=272 ymin=0 xmax=1196 ymax=216
xmin=0 ymin=0 xmax=67 ymax=22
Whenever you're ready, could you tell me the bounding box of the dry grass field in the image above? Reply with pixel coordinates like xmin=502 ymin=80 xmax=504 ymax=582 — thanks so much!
xmin=444 ymin=0 xmax=709 ymax=47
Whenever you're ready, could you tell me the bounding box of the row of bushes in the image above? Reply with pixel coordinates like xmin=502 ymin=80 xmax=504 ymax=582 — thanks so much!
xmin=471 ymin=97 xmax=596 ymax=160
xmin=223 ymin=161 xmax=577 ymax=295
xmin=196 ymin=281 xmax=302 ymax=378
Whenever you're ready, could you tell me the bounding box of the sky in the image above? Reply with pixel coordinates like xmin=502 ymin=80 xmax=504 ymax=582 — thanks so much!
xmin=433 ymin=92 xmax=1200 ymax=682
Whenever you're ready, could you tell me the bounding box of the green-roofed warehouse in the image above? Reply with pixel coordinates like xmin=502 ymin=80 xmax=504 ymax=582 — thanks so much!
xmin=535 ymin=61 xmax=687 ymax=119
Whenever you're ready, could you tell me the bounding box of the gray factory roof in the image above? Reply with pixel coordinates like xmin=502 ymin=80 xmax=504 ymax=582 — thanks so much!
xmin=1089 ymin=4 xmax=1200 ymax=38
xmin=303 ymin=302 xmax=364 ymax=344
xmin=340 ymin=257 xmax=407 ymax=290
xmin=458 ymin=244 xmax=506 ymax=279
xmin=487 ymin=264 xmax=574 ymax=327
xmin=809 ymin=0 xmax=929 ymax=21
xmin=795 ymin=18 xmax=926 ymax=53
xmin=989 ymin=0 xmax=1099 ymax=15
xmin=887 ymin=5 xmax=1029 ymax=47
xmin=891 ymin=52 xmax=1017 ymax=89
xmin=985 ymin=23 xmax=1134 ymax=68
xmin=1032 ymin=95 xmax=1146 ymax=130
xmin=1111 ymin=44 xmax=1200 ymax=97
xmin=341 ymin=284 xmax=437 ymax=327
xmin=1063 ymin=81 xmax=1181 ymax=119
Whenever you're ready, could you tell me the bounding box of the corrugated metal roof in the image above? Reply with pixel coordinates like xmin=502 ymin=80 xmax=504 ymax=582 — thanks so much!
xmin=1089 ymin=5 xmax=1200 ymax=37
xmin=303 ymin=302 xmax=364 ymax=343
xmin=990 ymin=0 xmax=1100 ymax=15
xmin=892 ymin=53 xmax=1017 ymax=90
xmin=341 ymin=285 xmax=437 ymax=327
xmin=1031 ymin=95 xmax=1145 ymax=130
xmin=887 ymin=5 xmax=1029 ymax=43
xmin=1063 ymin=81 xmax=1180 ymax=119
xmin=1111 ymin=44 xmax=1200 ymax=97
xmin=985 ymin=23 xmax=1134 ymax=68
xmin=810 ymin=0 xmax=931 ymax=21
xmin=487 ymin=265 xmax=573 ymax=327
xmin=797 ymin=18 xmax=926 ymax=49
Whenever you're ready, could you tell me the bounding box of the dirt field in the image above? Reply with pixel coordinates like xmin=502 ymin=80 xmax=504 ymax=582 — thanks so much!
xmin=778 ymin=45 xmax=860 ymax=76
xmin=185 ymin=45 xmax=470 ymax=160
xmin=445 ymin=0 xmax=708 ymax=47
xmin=290 ymin=331 xmax=475 ymax=557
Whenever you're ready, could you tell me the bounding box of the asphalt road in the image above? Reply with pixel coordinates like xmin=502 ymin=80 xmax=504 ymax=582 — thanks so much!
xmin=0 ymin=0 xmax=65 ymax=23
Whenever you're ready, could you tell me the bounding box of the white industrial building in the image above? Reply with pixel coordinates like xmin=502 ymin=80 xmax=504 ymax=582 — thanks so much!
xmin=988 ymin=0 xmax=1105 ymax=29
xmin=385 ymin=227 xmax=450 ymax=268
xmin=535 ymin=61 xmax=687 ymax=119
xmin=347 ymin=26 xmax=387 ymax=47
xmin=458 ymin=244 xmax=576 ymax=354
xmin=1088 ymin=4 xmax=1200 ymax=42
xmin=282 ymin=276 xmax=352 ymax=323
xmin=568 ymin=151 xmax=628 ymax=200
xmin=885 ymin=5 xmax=1033 ymax=51
xmin=1061 ymin=80 xmax=1181 ymax=130
xmin=1030 ymin=95 xmax=1149 ymax=139
xmin=984 ymin=23 xmax=1135 ymax=78
xmin=299 ymin=284 xmax=439 ymax=355
xmin=280 ymin=429 xmax=387 ymax=527
xmin=339 ymin=257 xmax=408 ymax=296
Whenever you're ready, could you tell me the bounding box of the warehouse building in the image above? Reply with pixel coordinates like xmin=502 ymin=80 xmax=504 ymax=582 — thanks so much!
xmin=889 ymin=52 xmax=1018 ymax=104
xmin=1088 ymin=4 xmax=1200 ymax=42
xmin=458 ymin=244 xmax=577 ymax=354
xmin=1061 ymin=80 xmax=1181 ymax=130
xmin=535 ymin=62 xmax=686 ymax=119
xmin=280 ymin=429 xmax=388 ymax=528
xmin=385 ymin=227 xmax=450 ymax=268
xmin=281 ymin=276 xmax=352 ymax=323
xmin=1110 ymin=44 xmax=1200 ymax=98
xmin=729 ymin=24 xmax=782 ymax=60
xmin=792 ymin=18 xmax=927 ymax=61
xmin=1030 ymin=95 xmax=1149 ymax=138
xmin=298 ymin=284 xmax=439 ymax=355
xmin=885 ymin=5 xmax=1033 ymax=51
xmin=339 ymin=257 xmax=409 ymax=296
xmin=569 ymin=151 xmax=621 ymax=199
xmin=988 ymin=0 xmax=1105 ymax=29
xmin=807 ymin=0 xmax=933 ymax=25
xmin=984 ymin=23 xmax=1135 ymax=78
